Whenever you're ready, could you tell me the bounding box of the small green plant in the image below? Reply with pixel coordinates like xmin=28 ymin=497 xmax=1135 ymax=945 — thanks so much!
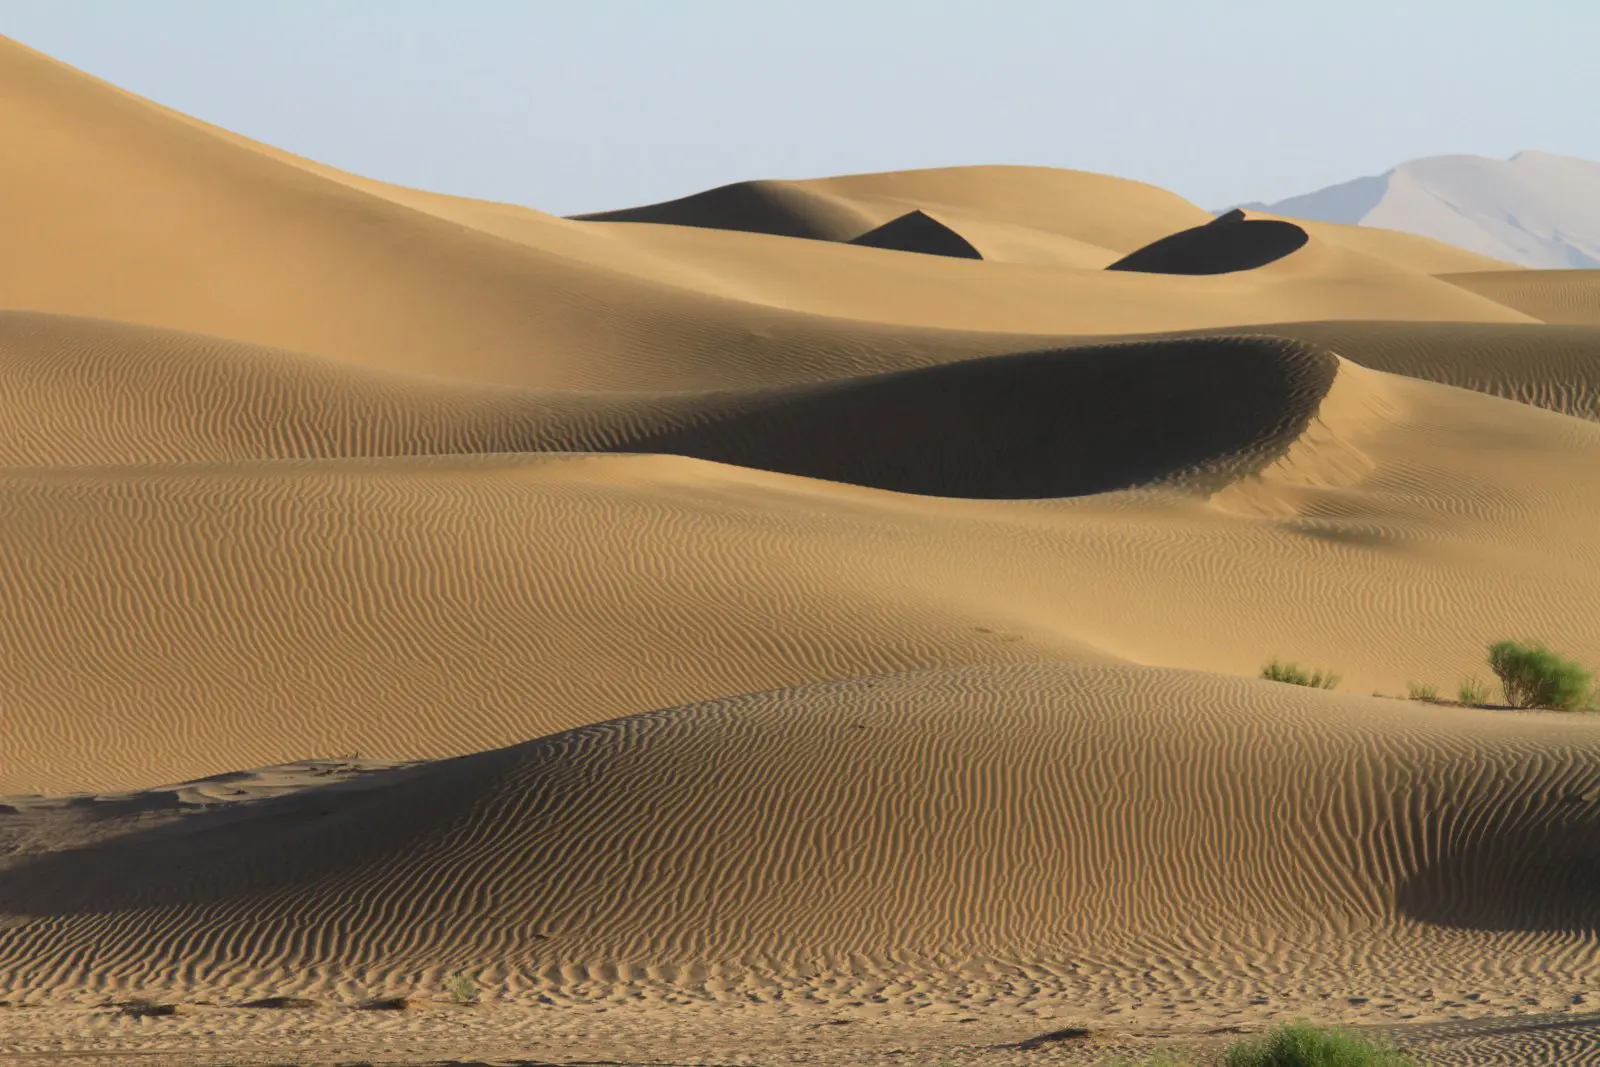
xmin=444 ymin=972 xmax=478 ymax=1005
xmin=1457 ymin=675 xmax=1491 ymax=706
xmin=1262 ymin=660 xmax=1340 ymax=690
xmin=1223 ymin=1022 xmax=1416 ymax=1067
xmin=1487 ymin=640 xmax=1592 ymax=710
xmin=1109 ymin=1023 xmax=1417 ymax=1065
xmin=1404 ymin=681 xmax=1438 ymax=702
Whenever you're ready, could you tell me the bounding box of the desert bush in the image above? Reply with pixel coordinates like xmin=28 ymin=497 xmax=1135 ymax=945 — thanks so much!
xmin=1261 ymin=660 xmax=1340 ymax=690
xmin=1487 ymin=640 xmax=1591 ymax=710
xmin=1404 ymin=681 xmax=1438 ymax=702
xmin=1223 ymin=1022 xmax=1416 ymax=1067
xmin=1113 ymin=1022 xmax=1416 ymax=1066
xmin=445 ymin=972 xmax=478 ymax=1005
xmin=1457 ymin=676 xmax=1491 ymax=706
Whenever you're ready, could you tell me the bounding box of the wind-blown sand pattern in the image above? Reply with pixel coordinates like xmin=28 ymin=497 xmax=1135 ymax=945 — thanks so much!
xmin=2 ymin=33 xmax=1600 ymax=1067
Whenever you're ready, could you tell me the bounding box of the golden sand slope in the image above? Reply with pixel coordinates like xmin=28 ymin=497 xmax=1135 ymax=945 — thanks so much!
xmin=3 ymin=33 xmax=1600 ymax=1059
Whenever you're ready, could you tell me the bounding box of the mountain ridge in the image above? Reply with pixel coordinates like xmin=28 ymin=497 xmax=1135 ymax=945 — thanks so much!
xmin=1229 ymin=150 xmax=1600 ymax=269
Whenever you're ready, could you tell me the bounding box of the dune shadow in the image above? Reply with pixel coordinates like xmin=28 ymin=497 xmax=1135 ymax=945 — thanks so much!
xmin=0 ymin=749 xmax=515 ymax=919
xmin=1107 ymin=209 xmax=1309 ymax=275
xmin=620 ymin=337 xmax=1337 ymax=499
xmin=570 ymin=178 xmax=872 ymax=241
xmin=1396 ymin=804 xmax=1600 ymax=933
xmin=847 ymin=210 xmax=982 ymax=259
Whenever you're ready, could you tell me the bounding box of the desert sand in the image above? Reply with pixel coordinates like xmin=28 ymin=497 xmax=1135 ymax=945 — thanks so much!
xmin=2 ymin=34 xmax=1600 ymax=1066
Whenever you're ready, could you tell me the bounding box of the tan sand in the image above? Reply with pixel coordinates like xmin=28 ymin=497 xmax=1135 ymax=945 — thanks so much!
xmin=1438 ymin=269 xmax=1600 ymax=325
xmin=2 ymin=32 xmax=1600 ymax=1067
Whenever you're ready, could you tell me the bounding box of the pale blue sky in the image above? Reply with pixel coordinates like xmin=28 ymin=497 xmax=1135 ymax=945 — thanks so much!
xmin=3 ymin=1 xmax=1595 ymax=215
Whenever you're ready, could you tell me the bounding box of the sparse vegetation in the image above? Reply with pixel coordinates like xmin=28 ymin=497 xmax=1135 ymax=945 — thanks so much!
xmin=1257 ymin=642 xmax=1600 ymax=711
xmin=1487 ymin=640 xmax=1592 ymax=710
xmin=1261 ymin=660 xmax=1340 ymax=690
xmin=445 ymin=972 xmax=478 ymax=1005
xmin=1223 ymin=1023 xmax=1416 ymax=1067
xmin=1457 ymin=675 xmax=1491 ymax=706
xmin=1113 ymin=1023 xmax=1417 ymax=1066
xmin=1404 ymin=681 xmax=1438 ymax=702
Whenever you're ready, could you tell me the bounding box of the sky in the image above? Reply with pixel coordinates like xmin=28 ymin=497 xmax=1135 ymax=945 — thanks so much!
xmin=3 ymin=1 xmax=1597 ymax=216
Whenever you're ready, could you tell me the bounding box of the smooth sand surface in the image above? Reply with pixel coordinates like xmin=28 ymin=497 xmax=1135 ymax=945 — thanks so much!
xmin=3 ymin=33 xmax=1600 ymax=1066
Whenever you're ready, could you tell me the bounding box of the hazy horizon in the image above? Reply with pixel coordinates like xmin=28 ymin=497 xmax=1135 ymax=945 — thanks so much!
xmin=3 ymin=0 xmax=1596 ymax=216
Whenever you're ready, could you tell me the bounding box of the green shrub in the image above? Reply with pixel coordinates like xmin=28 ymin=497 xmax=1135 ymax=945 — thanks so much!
xmin=1487 ymin=640 xmax=1591 ymax=709
xmin=1457 ymin=676 xmax=1491 ymax=706
xmin=1111 ymin=1023 xmax=1417 ymax=1066
xmin=1404 ymin=681 xmax=1438 ymax=702
xmin=1262 ymin=660 xmax=1340 ymax=690
xmin=1224 ymin=1023 xmax=1416 ymax=1067
xmin=445 ymin=972 xmax=478 ymax=1005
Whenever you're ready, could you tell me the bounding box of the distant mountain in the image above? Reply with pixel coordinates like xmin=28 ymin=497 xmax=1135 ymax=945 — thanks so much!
xmin=1231 ymin=151 xmax=1600 ymax=268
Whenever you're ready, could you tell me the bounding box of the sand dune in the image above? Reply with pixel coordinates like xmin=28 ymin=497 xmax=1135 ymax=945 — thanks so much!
xmin=3 ymin=30 xmax=1600 ymax=1067
xmin=6 ymin=663 xmax=1600 ymax=1001
xmin=575 ymin=164 xmax=1213 ymax=255
xmin=3 ymin=353 xmax=1598 ymax=797
xmin=2 ymin=29 xmax=1536 ymax=384
xmin=0 ymin=312 xmax=1331 ymax=494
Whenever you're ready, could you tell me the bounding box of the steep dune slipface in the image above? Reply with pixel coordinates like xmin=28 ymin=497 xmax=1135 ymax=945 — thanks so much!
xmin=1108 ymin=209 xmax=1311 ymax=275
xmin=572 ymin=177 xmax=883 ymax=240
xmin=846 ymin=210 xmax=983 ymax=259
xmin=621 ymin=336 xmax=1335 ymax=498
xmin=1096 ymin=321 xmax=1600 ymax=421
